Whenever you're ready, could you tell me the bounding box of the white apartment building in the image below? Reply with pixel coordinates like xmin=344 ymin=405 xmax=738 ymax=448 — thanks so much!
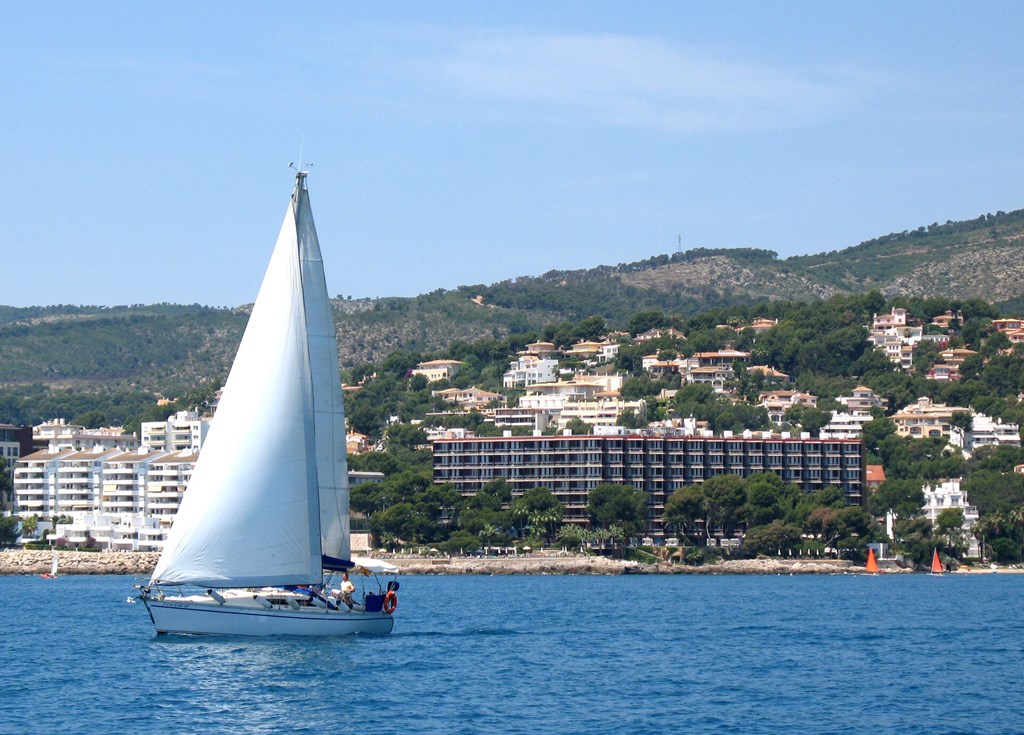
xmin=55 ymin=511 xmax=167 ymax=552
xmin=45 ymin=462 xmax=378 ymax=552
xmin=54 ymin=447 xmax=122 ymax=514
xmin=100 ymin=448 xmax=166 ymax=516
xmin=490 ymin=406 xmax=553 ymax=431
xmin=145 ymin=451 xmax=198 ymax=523
xmin=821 ymin=411 xmax=874 ymax=439
xmin=556 ymin=397 xmax=647 ymax=431
xmin=950 ymin=413 xmax=1021 ymax=454
xmin=518 ymin=375 xmax=625 ymax=411
xmin=921 ymin=478 xmax=980 ymax=558
xmin=503 ymin=356 xmax=559 ymax=388
xmin=33 ymin=418 xmax=139 ymax=452
xmin=140 ymin=411 xmax=211 ymax=453
xmin=12 ymin=448 xmax=74 ymax=516
xmin=873 ymin=308 xmax=908 ymax=330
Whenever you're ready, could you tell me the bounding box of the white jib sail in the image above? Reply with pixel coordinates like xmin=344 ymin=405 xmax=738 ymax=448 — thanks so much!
xmin=151 ymin=181 xmax=322 ymax=587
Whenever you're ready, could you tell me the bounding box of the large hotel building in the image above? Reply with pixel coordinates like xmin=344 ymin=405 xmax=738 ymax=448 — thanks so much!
xmin=432 ymin=432 xmax=866 ymax=540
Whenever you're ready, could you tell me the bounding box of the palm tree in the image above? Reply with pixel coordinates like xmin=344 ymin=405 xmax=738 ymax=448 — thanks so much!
xmin=973 ymin=516 xmax=992 ymax=562
xmin=478 ymin=523 xmax=501 ymax=554
xmin=1007 ymin=506 xmax=1024 ymax=563
xmin=509 ymin=500 xmax=531 ymax=539
xmin=556 ymin=524 xmax=590 ymax=553
xmin=530 ymin=508 xmax=563 ymax=545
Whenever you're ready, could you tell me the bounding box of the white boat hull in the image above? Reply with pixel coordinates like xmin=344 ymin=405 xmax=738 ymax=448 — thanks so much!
xmin=143 ymin=594 xmax=394 ymax=637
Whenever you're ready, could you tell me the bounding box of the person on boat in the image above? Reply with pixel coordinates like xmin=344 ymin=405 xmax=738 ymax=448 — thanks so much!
xmin=339 ymin=572 xmax=356 ymax=608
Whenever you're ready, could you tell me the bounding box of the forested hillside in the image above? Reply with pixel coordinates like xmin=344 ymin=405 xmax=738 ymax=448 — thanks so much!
xmin=2 ymin=205 xmax=1024 ymax=406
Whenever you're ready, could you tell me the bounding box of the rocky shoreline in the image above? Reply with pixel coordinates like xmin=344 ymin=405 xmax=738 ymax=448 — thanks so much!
xmin=0 ymin=549 xmax=878 ymax=576
xmin=386 ymin=555 xmax=866 ymax=575
xmin=0 ymin=549 xmax=161 ymax=576
xmin=14 ymin=550 xmax=1015 ymax=576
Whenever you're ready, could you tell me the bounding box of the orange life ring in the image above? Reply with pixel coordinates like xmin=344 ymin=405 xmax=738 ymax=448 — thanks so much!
xmin=383 ymin=590 xmax=398 ymax=614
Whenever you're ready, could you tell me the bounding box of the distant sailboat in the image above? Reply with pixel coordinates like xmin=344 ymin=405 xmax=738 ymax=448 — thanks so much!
xmin=865 ymin=547 xmax=879 ymax=575
xmin=929 ymin=549 xmax=944 ymax=576
xmin=40 ymin=553 xmax=58 ymax=579
xmin=137 ymin=171 xmax=399 ymax=636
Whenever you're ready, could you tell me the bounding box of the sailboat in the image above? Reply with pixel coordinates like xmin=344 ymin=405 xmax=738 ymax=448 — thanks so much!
xmin=864 ymin=547 xmax=879 ymax=575
xmin=928 ymin=549 xmax=944 ymax=576
xmin=40 ymin=553 xmax=58 ymax=579
xmin=138 ymin=171 xmax=398 ymax=636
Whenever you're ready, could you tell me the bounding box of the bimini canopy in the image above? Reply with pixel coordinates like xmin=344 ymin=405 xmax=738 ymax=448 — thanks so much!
xmin=349 ymin=556 xmax=399 ymax=574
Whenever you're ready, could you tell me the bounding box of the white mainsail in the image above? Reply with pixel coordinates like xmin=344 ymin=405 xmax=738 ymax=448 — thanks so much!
xmin=151 ymin=173 xmax=345 ymax=587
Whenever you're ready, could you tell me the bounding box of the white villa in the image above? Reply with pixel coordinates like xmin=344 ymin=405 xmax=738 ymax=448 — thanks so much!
xmin=503 ymin=355 xmax=559 ymax=388
xmin=921 ymin=478 xmax=980 ymax=558
xmin=950 ymin=413 xmax=1020 ymax=454
xmin=837 ymin=386 xmax=885 ymax=412
xmin=412 ymin=359 xmax=465 ymax=383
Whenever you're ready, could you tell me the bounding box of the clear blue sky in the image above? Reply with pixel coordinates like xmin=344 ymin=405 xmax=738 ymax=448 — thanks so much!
xmin=3 ymin=2 xmax=1022 ymax=307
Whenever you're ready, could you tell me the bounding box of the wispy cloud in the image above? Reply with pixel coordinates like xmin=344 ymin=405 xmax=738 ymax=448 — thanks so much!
xmin=429 ymin=32 xmax=872 ymax=133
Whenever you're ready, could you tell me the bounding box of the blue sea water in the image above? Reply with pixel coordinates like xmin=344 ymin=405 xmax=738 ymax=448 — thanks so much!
xmin=2 ymin=573 xmax=1022 ymax=735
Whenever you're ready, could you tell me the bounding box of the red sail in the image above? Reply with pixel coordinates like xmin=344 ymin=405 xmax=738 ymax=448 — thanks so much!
xmin=866 ymin=548 xmax=879 ymax=573
xmin=931 ymin=549 xmax=943 ymax=574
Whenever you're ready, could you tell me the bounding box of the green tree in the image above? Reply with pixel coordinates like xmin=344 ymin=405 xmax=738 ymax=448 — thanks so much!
xmin=743 ymin=520 xmax=804 ymax=556
xmin=666 ymin=475 xmax=747 ymax=543
xmin=868 ymin=479 xmax=925 ymax=522
xmin=934 ymin=508 xmax=968 ymax=560
xmin=804 ymin=506 xmax=877 ymax=559
xmin=617 ymin=408 xmax=647 ymax=430
xmin=663 ymin=485 xmax=705 ymax=544
xmin=861 ymin=416 xmax=897 ymax=458
xmin=892 ymin=516 xmax=936 ymax=566
xmin=511 ymin=487 xmax=565 ymax=543
xmin=435 ymin=530 xmax=481 ymax=555
xmin=700 ymin=475 xmax=747 ymax=539
xmin=741 ymin=472 xmax=799 ymax=527
xmin=794 ymin=407 xmax=831 ymax=437
xmin=0 ymin=515 xmax=19 ymax=546
xmin=556 ymin=524 xmax=591 ymax=552
xmin=587 ymin=483 xmax=649 ymax=541
xmin=564 ymin=418 xmax=593 ymax=435
xmin=0 ymin=457 xmax=10 ymax=509
xmin=962 ymin=471 xmax=1024 ymax=517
